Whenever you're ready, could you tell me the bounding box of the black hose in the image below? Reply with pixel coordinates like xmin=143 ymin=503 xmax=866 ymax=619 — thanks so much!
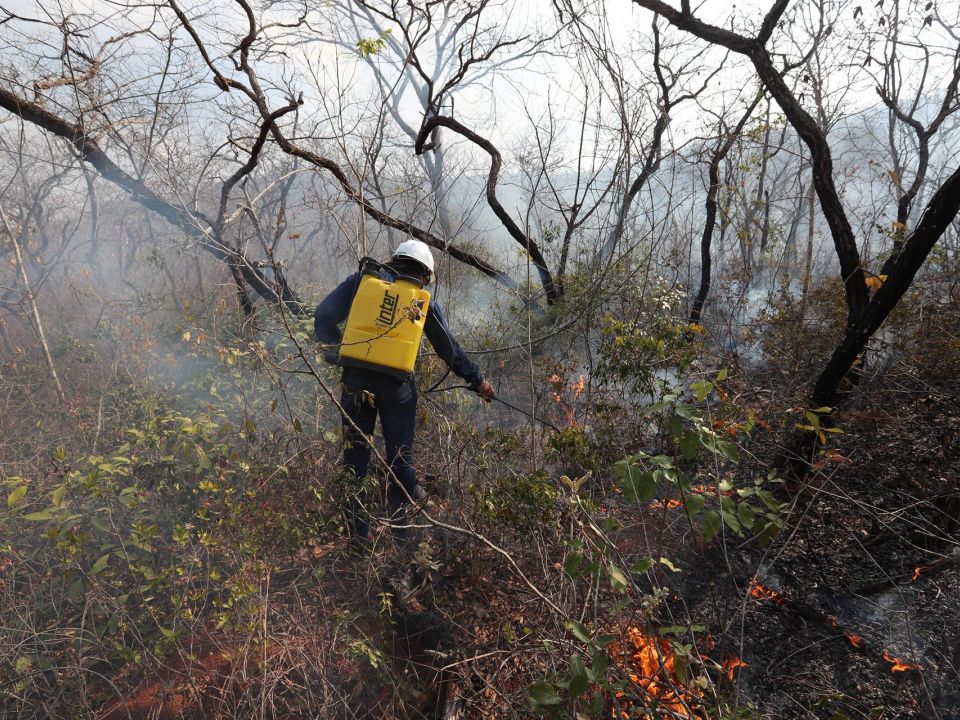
xmin=425 ymin=378 xmax=563 ymax=433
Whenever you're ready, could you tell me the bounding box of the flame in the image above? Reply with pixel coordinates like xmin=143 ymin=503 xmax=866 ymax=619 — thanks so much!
xmin=747 ymin=579 xmax=786 ymax=607
xmin=721 ymin=655 xmax=749 ymax=680
xmin=845 ymin=633 xmax=863 ymax=648
xmin=911 ymin=567 xmax=921 ymax=581
xmin=882 ymin=651 xmax=921 ymax=672
xmin=617 ymin=627 xmax=700 ymax=718
xmin=650 ymin=498 xmax=684 ymax=510
xmin=573 ymin=375 xmax=586 ymax=399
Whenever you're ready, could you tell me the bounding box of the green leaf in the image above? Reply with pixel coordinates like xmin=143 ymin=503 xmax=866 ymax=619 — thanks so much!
xmin=737 ymin=502 xmax=757 ymax=528
xmin=51 ymin=485 xmax=66 ymax=507
xmin=690 ymin=380 xmax=713 ymax=401
xmin=68 ymin=578 xmax=84 ymax=601
xmin=7 ymin=485 xmax=27 ymax=507
xmin=563 ymin=551 xmax=583 ymax=580
xmin=702 ymin=511 xmax=721 ymax=542
xmin=592 ymin=648 xmax=608 ymax=676
xmin=608 ymin=563 xmax=629 ymax=594
xmin=683 ymin=493 xmax=705 ymax=519
xmin=754 ymin=519 xmax=781 ymax=545
xmin=565 ymin=619 xmax=592 ymax=643
xmin=22 ymin=509 xmax=54 ymax=521
xmin=650 ymin=455 xmax=674 ymax=469
xmin=630 ymin=557 xmax=654 ymax=574
xmin=618 ymin=468 xmax=656 ymax=503
xmin=528 ymin=680 xmax=564 ymax=708
xmin=569 ymin=654 xmax=589 ymax=697
xmin=92 ymin=553 xmax=110 ymax=574
xmin=90 ymin=516 xmax=111 ymax=534
xmin=679 ymin=430 xmax=701 ymax=461
xmin=716 ymin=439 xmax=740 ymax=463
xmin=721 ymin=509 xmax=742 ymax=534
xmin=674 ymin=403 xmax=700 ymax=421
xmin=716 ymin=368 xmax=728 ymax=381
xmin=756 ymin=489 xmax=783 ymax=512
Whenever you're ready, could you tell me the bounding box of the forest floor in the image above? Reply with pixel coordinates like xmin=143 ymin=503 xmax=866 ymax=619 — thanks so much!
xmin=3 ymin=336 xmax=959 ymax=720
xmin=93 ymin=372 xmax=959 ymax=720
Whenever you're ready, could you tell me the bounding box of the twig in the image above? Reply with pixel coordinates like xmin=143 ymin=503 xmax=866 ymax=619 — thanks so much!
xmin=0 ymin=206 xmax=66 ymax=403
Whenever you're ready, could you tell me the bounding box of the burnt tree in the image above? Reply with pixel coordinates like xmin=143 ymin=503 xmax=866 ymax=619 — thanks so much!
xmin=632 ymin=0 xmax=960 ymax=406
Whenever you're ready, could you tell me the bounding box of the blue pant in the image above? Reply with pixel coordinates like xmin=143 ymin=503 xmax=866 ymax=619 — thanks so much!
xmin=339 ymin=368 xmax=418 ymax=540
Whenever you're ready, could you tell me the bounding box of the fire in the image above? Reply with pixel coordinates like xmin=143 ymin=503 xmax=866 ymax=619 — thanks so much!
xmin=747 ymin=579 xmax=786 ymax=607
xmin=573 ymin=375 xmax=586 ymax=399
xmin=618 ymin=627 xmax=701 ymax=718
xmin=882 ymin=651 xmax=921 ymax=673
xmin=721 ymin=655 xmax=748 ymax=680
xmin=845 ymin=633 xmax=863 ymax=648
xmin=911 ymin=566 xmax=921 ymax=581
xmin=650 ymin=498 xmax=684 ymax=510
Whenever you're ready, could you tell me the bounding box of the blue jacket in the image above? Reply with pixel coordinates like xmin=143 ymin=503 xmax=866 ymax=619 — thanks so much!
xmin=314 ymin=268 xmax=484 ymax=387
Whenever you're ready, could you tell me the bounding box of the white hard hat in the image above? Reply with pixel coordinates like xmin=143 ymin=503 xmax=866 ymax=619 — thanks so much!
xmin=393 ymin=239 xmax=435 ymax=274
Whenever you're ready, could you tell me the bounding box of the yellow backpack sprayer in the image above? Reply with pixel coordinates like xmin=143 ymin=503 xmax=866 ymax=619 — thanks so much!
xmin=338 ymin=258 xmax=431 ymax=379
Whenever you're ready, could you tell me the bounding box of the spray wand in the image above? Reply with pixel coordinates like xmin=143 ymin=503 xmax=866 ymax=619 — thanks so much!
xmin=425 ymin=370 xmax=563 ymax=433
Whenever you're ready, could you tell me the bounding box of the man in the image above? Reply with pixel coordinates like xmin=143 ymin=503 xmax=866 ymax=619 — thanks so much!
xmin=315 ymin=240 xmax=495 ymax=551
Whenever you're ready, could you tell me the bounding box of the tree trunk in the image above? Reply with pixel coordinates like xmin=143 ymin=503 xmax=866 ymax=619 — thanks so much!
xmin=813 ymin=165 xmax=960 ymax=405
xmin=2 ymin=209 xmax=66 ymax=403
xmin=799 ymin=174 xmax=816 ymax=321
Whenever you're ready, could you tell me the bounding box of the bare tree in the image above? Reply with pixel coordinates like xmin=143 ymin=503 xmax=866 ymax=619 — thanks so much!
xmin=689 ymin=91 xmax=763 ymax=324
xmin=629 ymin=0 xmax=960 ymax=406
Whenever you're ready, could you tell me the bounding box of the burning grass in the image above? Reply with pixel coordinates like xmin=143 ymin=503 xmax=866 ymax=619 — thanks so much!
xmin=882 ymin=651 xmax=922 ymax=673
xmin=747 ymin=579 xmax=787 ymax=607
xmin=616 ymin=626 xmax=704 ymax=719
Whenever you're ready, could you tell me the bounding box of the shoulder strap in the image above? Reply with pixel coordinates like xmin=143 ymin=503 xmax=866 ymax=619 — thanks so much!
xmin=358 ymin=256 xmax=385 ymax=277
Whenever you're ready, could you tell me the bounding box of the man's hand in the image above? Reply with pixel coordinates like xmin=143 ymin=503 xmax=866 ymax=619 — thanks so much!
xmin=322 ymin=348 xmax=340 ymax=365
xmin=474 ymin=379 xmax=495 ymax=402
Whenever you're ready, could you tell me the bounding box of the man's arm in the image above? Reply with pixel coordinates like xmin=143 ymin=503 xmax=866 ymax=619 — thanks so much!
xmin=314 ymin=272 xmax=358 ymax=346
xmin=424 ymin=300 xmax=486 ymax=390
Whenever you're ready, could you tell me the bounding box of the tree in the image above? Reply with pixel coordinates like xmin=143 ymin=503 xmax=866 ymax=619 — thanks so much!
xmin=628 ymin=0 xmax=960 ymax=406
xmin=689 ymin=91 xmax=763 ymax=324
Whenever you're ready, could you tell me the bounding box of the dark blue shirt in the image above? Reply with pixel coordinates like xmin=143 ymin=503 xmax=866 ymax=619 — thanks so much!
xmin=314 ymin=269 xmax=484 ymax=387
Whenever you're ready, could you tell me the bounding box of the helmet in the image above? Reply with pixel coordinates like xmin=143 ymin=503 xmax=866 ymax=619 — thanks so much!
xmin=392 ymin=239 xmax=435 ymax=274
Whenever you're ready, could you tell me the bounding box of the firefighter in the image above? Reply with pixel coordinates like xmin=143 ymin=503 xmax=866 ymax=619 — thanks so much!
xmin=314 ymin=240 xmax=495 ymax=552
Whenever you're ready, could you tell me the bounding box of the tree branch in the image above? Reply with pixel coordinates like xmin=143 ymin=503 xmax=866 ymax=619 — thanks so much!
xmin=416 ymin=114 xmax=558 ymax=303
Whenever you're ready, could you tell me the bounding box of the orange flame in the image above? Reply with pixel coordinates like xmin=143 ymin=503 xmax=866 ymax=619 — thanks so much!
xmin=845 ymin=633 xmax=863 ymax=648
xmin=911 ymin=567 xmax=921 ymax=581
xmin=883 ymin=651 xmax=921 ymax=672
xmin=649 ymin=498 xmax=684 ymax=510
xmin=721 ymin=655 xmax=749 ymax=680
xmin=618 ymin=627 xmax=699 ymax=718
xmin=748 ymin=579 xmax=786 ymax=607
xmin=573 ymin=375 xmax=586 ymax=399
